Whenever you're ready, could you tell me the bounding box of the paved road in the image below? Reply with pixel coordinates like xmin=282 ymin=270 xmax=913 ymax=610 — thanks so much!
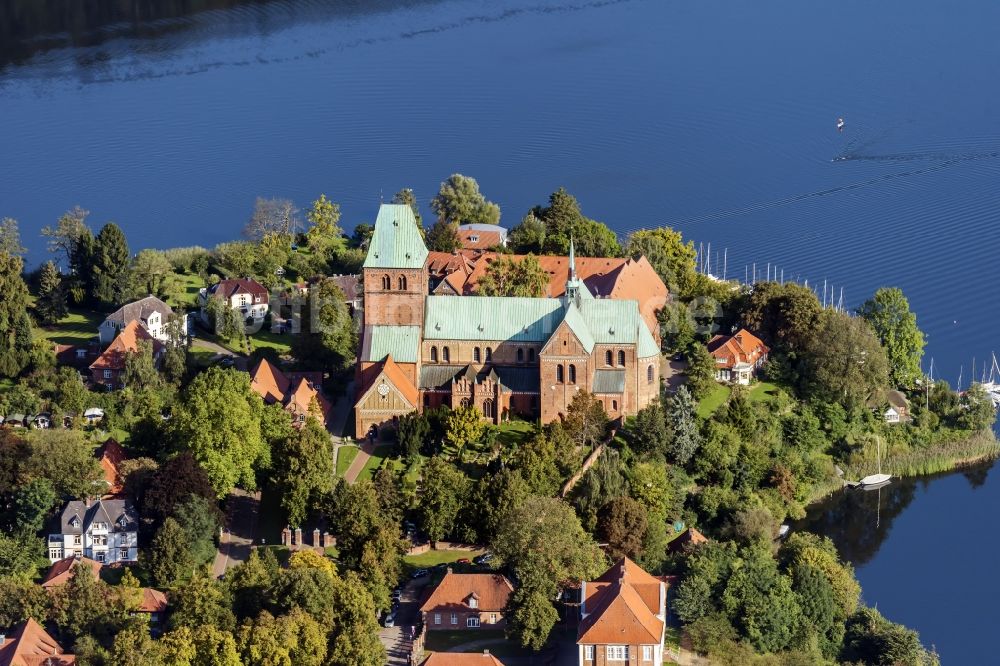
xmin=379 ymin=578 xmax=423 ymax=665
xmin=211 ymin=489 xmax=260 ymax=578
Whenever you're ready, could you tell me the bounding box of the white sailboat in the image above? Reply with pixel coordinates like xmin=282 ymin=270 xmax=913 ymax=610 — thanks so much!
xmin=860 ymin=436 xmax=891 ymax=489
xmin=982 ymin=353 xmax=1000 ymax=409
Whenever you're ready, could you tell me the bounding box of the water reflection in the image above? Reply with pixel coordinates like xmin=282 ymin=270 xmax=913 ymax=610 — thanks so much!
xmin=0 ymin=0 xmax=444 ymax=73
xmin=795 ymin=459 xmax=997 ymax=566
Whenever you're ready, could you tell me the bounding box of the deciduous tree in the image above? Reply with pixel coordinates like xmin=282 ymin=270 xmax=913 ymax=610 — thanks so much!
xmin=149 ymin=517 xmax=195 ymax=587
xmin=245 ymin=197 xmax=300 ymax=241
xmin=597 ymin=496 xmax=648 ymax=560
xmin=857 ymin=287 xmax=925 ymax=387
xmin=532 ymin=188 xmax=620 ymax=257
xmin=416 ymin=457 xmax=470 ymax=543
xmin=443 ymin=404 xmax=487 ymax=453
xmin=292 ymin=278 xmax=357 ymax=373
xmin=24 ymin=429 xmax=104 ymax=498
xmin=563 ymin=391 xmax=607 ymax=450
xmin=475 ymin=254 xmax=548 ymax=297
xmin=273 ymin=416 xmax=333 ymax=526
xmin=392 ymin=188 xmax=422 ymax=228
xmin=425 ymin=219 xmax=461 ymax=253
xmin=430 ymin=173 xmax=500 ymax=227
xmin=42 ymin=206 xmax=89 ymax=268
xmin=625 ymin=227 xmax=697 ymax=294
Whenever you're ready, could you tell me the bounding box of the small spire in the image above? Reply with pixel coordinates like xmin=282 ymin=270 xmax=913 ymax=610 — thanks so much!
xmin=569 ymin=236 xmax=577 ymax=280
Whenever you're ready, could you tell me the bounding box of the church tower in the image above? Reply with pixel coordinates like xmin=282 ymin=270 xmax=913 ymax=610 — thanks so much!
xmin=361 ymin=204 xmax=428 ymax=327
xmin=565 ymin=237 xmax=583 ymax=306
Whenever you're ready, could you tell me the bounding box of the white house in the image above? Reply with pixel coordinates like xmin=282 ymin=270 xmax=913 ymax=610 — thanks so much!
xmin=99 ymin=296 xmax=175 ymax=345
xmin=198 ymin=277 xmax=270 ymax=325
xmin=47 ymin=498 xmax=138 ymax=565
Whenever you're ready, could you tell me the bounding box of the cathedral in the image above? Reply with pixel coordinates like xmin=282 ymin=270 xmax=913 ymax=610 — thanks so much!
xmin=353 ymin=204 xmax=664 ymax=438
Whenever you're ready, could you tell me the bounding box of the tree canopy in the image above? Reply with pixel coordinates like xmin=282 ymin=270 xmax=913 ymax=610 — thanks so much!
xmin=857 ymin=287 xmax=925 ymax=387
xmin=475 ymin=254 xmax=548 ymax=297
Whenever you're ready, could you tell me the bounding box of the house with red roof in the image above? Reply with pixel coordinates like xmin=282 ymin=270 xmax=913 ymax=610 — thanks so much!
xmin=96 ymin=439 xmax=127 ymax=497
xmin=577 ymin=557 xmax=669 ymax=666
xmin=88 ymin=320 xmax=164 ymax=389
xmin=0 ymin=618 xmax=75 ymax=665
xmin=706 ymin=328 xmax=769 ymax=385
xmin=419 ymin=570 xmax=514 ymax=632
xmin=40 ymin=557 xmax=104 ymax=590
xmin=198 ymin=277 xmax=270 ymax=325
xmin=249 ymin=358 xmax=332 ymax=429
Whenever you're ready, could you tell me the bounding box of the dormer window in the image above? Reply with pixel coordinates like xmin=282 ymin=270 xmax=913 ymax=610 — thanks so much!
xmin=70 ymin=516 xmax=80 ymax=528
xmin=467 ymin=593 xmax=479 ymax=609
xmin=118 ymin=516 xmax=128 ymax=528
xmin=469 ymin=235 xmax=479 ymax=243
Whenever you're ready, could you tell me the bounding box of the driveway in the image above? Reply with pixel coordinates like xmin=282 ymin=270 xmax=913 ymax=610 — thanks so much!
xmin=379 ymin=578 xmax=424 ymax=665
xmin=212 ymin=489 xmax=260 ymax=578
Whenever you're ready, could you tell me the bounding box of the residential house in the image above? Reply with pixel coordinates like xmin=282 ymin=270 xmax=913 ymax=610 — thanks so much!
xmin=249 ymin=358 xmax=332 ymax=428
xmin=47 ymin=499 xmax=138 ymax=565
xmin=199 ymin=277 xmax=269 ymax=325
xmin=868 ymin=389 xmax=912 ymax=424
xmin=88 ymin=321 xmax=164 ymax=390
xmin=136 ymin=588 xmax=169 ymax=632
xmin=419 ymin=570 xmax=514 ymax=631
xmin=578 ymin=557 xmax=669 ymax=666
xmin=99 ymin=296 xmax=174 ymax=345
xmin=0 ymin=618 xmax=75 ymax=665
xmin=354 ymin=204 xmax=663 ymax=437
xmin=422 ymin=653 xmax=506 ymax=666
xmin=54 ymin=343 xmax=100 ymax=369
xmin=40 ymin=557 xmax=104 ymax=590
xmin=706 ymin=328 xmax=769 ymax=385
xmin=96 ymin=439 xmax=126 ymax=497
xmin=329 ymin=274 xmax=363 ymax=314
xmin=457 ymin=224 xmax=507 ymax=251
xmin=666 ymin=527 xmax=708 ymax=555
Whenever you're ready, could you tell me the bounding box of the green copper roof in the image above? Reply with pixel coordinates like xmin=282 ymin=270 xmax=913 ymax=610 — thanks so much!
xmin=362 ymin=325 xmax=420 ymax=363
xmin=424 ymin=296 xmax=564 ymax=342
xmin=363 ymin=204 xmax=428 ymax=270
xmin=578 ymin=299 xmax=644 ymax=345
xmin=593 ymin=369 xmax=626 ymax=394
xmin=637 ymin=321 xmax=660 ymax=358
xmin=562 ymin=303 xmax=596 ymax=352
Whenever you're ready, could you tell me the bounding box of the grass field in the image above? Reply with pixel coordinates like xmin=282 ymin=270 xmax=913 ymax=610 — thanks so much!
xmin=496 ymin=419 xmax=535 ymax=447
xmin=249 ymin=328 xmax=293 ymax=355
xmin=403 ymin=548 xmax=485 ymax=568
xmin=424 ymin=630 xmax=533 ymax=657
xmin=34 ymin=309 xmax=103 ymax=345
xmin=696 ymin=384 xmax=731 ymax=418
xmin=335 ymin=445 xmax=359 ymax=476
xmin=749 ymin=381 xmax=781 ymax=402
xmin=356 ymin=444 xmax=395 ymax=481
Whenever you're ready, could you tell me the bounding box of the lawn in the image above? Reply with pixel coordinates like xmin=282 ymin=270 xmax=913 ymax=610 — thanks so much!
xmin=356 ymin=444 xmax=395 ymax=481
xmin=749 ymin=381 xmax=781 ymax=402
xmin=403 ymin=548 xmax=486 ymax=568
xmin=248 ymin=328 xmax=293 ymax=355
xmin=171 ymin=272 xmax=205 ymax=309
xmin=696 ymin=384 xmax=731 ymax=419
xmin=34 ymin=308 xmax=103 ymax=345
xmin=335 ymin=445 xmax=359 ymax=477
xmin=495 ymin=419 xmax=535 ymax=448
xmin=187 ymin=345 xmax=219 ymax=368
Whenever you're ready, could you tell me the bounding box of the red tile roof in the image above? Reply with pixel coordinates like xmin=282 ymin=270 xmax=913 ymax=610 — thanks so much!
xmin=420 ymin=572 xmax=514 ymax=614
xmin=249 ymin=358 xmax=291 ymax=404
xmin=667 ymin=527 xmax=709 ymax=553
xmin=137 ymin=588 xmax=169 ymax=613
xmin=370 ymin=355 xmax=419 ymax=408
xmin=96 ymin=439 xmax=127 ymax=496
xmin=707 ymin=329 xmax=769 ymax=370
xmin=210 ymin=277 xmax=268 ymax=299
xmin=457 ymin=229 xmax=504 ymax=250
xmin=249 ymin=358 xmax=332 ymax=427
xmin=89 ymin=320 xmax=162 ymax=372
xmin=0 ymin=618 xmax=75 ymax=666
xmin=40 ymin=557 xmax=104 ymax=589
xmin=422 ymin=654 xmax=506 ymax=666
xmin=578 ymin=557 xmax=665 ymax=647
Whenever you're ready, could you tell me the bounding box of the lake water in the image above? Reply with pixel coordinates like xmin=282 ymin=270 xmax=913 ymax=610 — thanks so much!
xmin=2 ymin=0 xmax=1000 ymax=658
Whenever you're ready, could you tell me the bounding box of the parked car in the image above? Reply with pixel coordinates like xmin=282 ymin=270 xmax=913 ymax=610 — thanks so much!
xmin=456 ymin=558 xmax=471 ymax=565
xmin=383 ymin=612 xmax=395 ymax=628
xmin=473 ymin=553 xmax=493 ymax=565
xmin=411 ymin=569 xmax=428 ymax=579
xmin=391 ymin=589 xmax=403 ymax=601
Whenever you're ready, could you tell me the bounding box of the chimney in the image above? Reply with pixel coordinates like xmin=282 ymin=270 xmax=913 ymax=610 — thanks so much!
xmin=446 ymin=566 xmax=453 ymax=574
xmin=0 ymin=634 xmax=6 ymax=643
xmin=483 ymin=649 xmax=490 ymax=656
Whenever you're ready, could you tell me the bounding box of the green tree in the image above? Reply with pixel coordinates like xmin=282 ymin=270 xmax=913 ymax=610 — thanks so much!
xmin=507 ymin=212 xmax=546 ymax=254
xmin=238 ymin=608 xmax=328 ymax=666
xmin=425 ymin=219 xmax=462 ymax=253
xmin=0 ymin=218 xmax=24 ymax=256
xmin=35 ymin=260 xmax=68 ymax=325
xmin=305 ymin=194 xmax=344 ymax=252
xmin=149 ymin=517 xmax=195 ymax=587
xmin=173 ymin=495 xmax=223 ymax=567
xmin=0 ymin=532 xmax=44 ymax=580
xmin=42 ymin=206 xmax=89 ymax=268
xmin=739 ymin=281 xmax=822 ymax=357
xmin=131 ymin=249 xmax=178 ymax=301
xmin=68 ymin=228 xmax=95 ymax=305
xmin=629 ymin=399 xmax=669 ymax=458
xmin=204 ymin=295 xmax=246 ymax=344
xmin=225 ymin=548 xmax=278 ymax=620
xmin=443 ymin=404 xmax=487 ymax=453
xmin=684 ymin=344 xmax=717 ymax=399
xmin=91 ymin=222 xmax=131 ymax=307
xmin=122 ymin=339 xmax=161 ymax=390
xmin=597 ymin=496 xmax=648 ymax=561
xmin=144 ymin=452 xmax=217 ymax=522
xmin=563 ymin=391 xmax=608 ymax=450
xmin=430 ymin=173 xmax=500 ymax=227
xmin=8 ymin=478 xmax=56 ymax=534
xmin=475 ymin=254 xmax=548 ymax=297
xmin=168 ymin=367 xmax=270 ymax=497
xmin=533 ymin=188 xmax=620 ymax=257
xmin=842 ymin=607 xmax=932 ymax=666
xmin=803 ymin=310 xmax=890 ymax=408
xmin=391 ymin=188 xmax=422 ymax=228
xmin=492 ymin=496 xmax=606 ymax=648
xmin=212 ymin=241 xmax=259 ymax=279
xmin=349 ymin=223 xmax=374 ymax=250
xmin=417 ymin=457 xmax=470 ymax=543
xmin=721 ymin=546 xmax=802 ymax=652
xmin=857 ymin=287 xmax=925 ymax=387
xmin=625 ymin=227 xmax=697 ymax=294
xmin=0 ymin=577 xmax=50 ymax=627
xmin=293 ymin=278 xmax=357 ymax=373
xmin=51 ymin=563 xmax=124 ymax=646
xmin=327 ymin=572 xmax=385 ymax=666
xmin=0 ymin=250 xmax=33 ymax=377
xmin=274 ymin=416 xmax=333 ymax=526
xmin=961 ymin=384 xmax=997 ymax=431
xmin=396 ymin=411 xmax=429 ymax=462
xmin=510 ymin=429 xmax=563 ymax=496
xmin=24 ymin=429 xmax=104 ymax=498
xmin=170 ymin=569 xmax=236 ymax=631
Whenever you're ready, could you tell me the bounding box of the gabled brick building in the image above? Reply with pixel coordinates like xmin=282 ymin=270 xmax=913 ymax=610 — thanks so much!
xmin=354 ymin=204 xmax=663 ymax=437
xmin=419 ymin=570 xmax=514 ymax=631
xmin=577 ymin=558 xmax=669 ymax=666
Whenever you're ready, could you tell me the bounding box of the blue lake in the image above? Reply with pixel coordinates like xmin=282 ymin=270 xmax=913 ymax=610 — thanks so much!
xmin=2 ymin=0 xmax=1000 ymax=659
